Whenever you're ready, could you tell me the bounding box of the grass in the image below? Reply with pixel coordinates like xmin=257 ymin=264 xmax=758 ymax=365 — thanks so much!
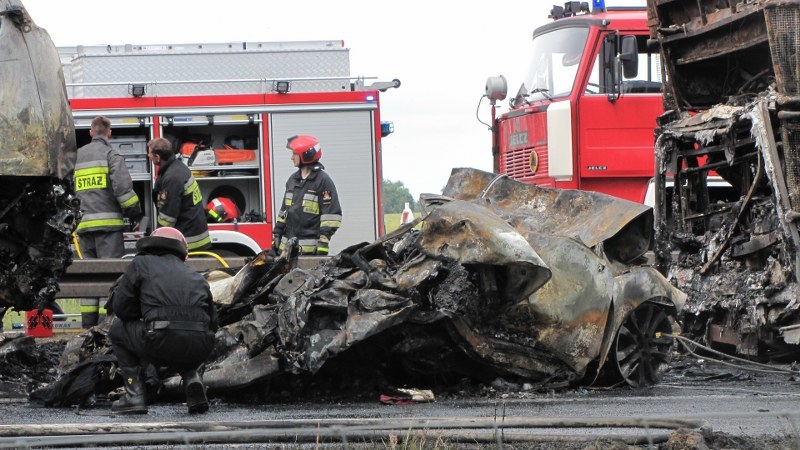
xmin=383 ymin=429 xmax=454 ymax=449
xmin=385 ymin=213 xmax=402 ymax=233
xmin=384 ymin=213 xmax=421 ymax=234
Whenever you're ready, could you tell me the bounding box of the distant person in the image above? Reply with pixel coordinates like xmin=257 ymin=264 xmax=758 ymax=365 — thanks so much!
xmin=106 ymin=227 xmax=217 ymax=415
xmin=74 ymin=116 xmax=143 ymax=258
xmin=147 ymin=138 xmax=211 ymax=251
xmin=272 ymin=135 xmax=341 ymax=255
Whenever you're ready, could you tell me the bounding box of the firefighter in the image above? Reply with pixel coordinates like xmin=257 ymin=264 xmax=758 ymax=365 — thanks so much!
xmin=147 ymin=138 xmax=211 ymax=251
xmin=74 ymin=116 xmax=143 ymax=257
xmin=272 ymin=135 xmax=342 ymax=255
xmin=74 ymin=116 xmax=143 ymax=328
xmin=106 ymin=227 xmax=217 ymax=415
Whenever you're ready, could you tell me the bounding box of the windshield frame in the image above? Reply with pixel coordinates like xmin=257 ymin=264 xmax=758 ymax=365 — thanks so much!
xmin=518 ymin=25 xmax=591 ymax=105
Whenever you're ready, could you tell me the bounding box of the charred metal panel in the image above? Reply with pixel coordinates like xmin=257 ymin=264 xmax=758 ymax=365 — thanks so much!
xmin=442 ymin=168 xmax=654 ymax=264
xmin=647 ymin=0 xmax=778 ymax=109
xmin=649 ymin=0 xmax=800 ymax=356
xmin=509 ymin=233 xmax=615 ymax=375
xmin=0 ymin=0 xmax=76 ymax=178
xmin=0 ymin=1 xmax=80 ymax=312
xmin=653 ymin=97 xmax=800 ymax=355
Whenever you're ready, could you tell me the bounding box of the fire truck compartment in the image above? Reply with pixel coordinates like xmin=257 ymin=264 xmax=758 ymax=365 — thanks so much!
xmin=108 ymin=136 xmax=148 ymax=156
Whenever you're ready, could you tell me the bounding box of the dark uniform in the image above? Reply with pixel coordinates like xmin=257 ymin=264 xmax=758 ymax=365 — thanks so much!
xmin=107 ymin=252 xmax=217 ymax=371
xmin=273 ymin=163 xmax=342 ymax=255
xmin=106 ymin=231 xmax=217 ymax=415
xmin=152 ymin=158 xmax=211 ymax=251
xmin=74 ymin=136 xmax=142 ymax=257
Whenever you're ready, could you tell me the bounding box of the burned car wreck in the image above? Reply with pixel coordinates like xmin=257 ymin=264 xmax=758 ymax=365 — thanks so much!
xmin=38 ymin=168 xmax=685 ymax=406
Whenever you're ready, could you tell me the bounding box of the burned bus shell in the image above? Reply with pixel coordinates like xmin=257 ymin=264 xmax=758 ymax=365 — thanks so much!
xmin=0 ymin=0 xmax=79 ymax=312
xmin=648 ymin=0 xmax=800 ymax=355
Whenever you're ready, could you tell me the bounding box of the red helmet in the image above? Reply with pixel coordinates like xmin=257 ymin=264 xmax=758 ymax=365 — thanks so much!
xmin=206 ymin=197 xmax=239 ymax=223
xmin=287 ymin=135 xmax=322 ymax=164
xmin=137 ymin=226 xmax=189 ymax=260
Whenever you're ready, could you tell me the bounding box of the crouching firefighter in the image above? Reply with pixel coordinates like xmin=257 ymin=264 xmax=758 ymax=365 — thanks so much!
xmin=106 ymin=227 xmax=217 ymax=415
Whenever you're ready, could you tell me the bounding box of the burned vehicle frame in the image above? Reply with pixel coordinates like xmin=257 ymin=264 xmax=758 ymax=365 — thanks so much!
xmin=43 ymin=168 xmax=685 ymax=407
xmin=0 ymin=0 xmax=80 ymax=316
xmin=648 ymin=0 xmax=800 ymax=357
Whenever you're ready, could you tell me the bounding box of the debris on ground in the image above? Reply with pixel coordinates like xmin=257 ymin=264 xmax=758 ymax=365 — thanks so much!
xmin=379 ymin=388 xmax=434 ymax=405
xmin=0 ymin=335 xmax=64 ymax=398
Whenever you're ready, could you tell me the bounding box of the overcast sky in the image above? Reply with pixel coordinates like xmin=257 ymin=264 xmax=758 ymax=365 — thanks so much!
xmin=22 ymin=0 xmax=644 ymax=199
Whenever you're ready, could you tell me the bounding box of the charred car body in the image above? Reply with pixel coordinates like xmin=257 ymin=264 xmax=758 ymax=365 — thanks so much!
xmin=42 ymin=168 xmax=684 ymax=406
xmin=648 ymin=0 xmax=800 ymax=356
xmin=0 ymin=0 xmax=79 ymax=314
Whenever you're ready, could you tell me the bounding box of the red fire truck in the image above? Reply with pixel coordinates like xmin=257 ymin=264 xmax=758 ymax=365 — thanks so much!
xmin=484 ymin=2 xmax=662 ymax=203
xmin=61 ymin=40 xmax=399 ymax=257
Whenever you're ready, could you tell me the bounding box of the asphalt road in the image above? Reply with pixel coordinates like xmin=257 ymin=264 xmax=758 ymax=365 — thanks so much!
xmin=1 ymin=364 xmax=799 ymax=448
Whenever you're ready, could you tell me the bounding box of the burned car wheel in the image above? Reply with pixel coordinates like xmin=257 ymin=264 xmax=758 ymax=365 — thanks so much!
xmin=613 ymin=303 xmax=675 ymax=387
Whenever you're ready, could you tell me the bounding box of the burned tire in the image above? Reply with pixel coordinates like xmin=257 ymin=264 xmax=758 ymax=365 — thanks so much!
xmin=613 ymin=302 xmax=675 ymax=387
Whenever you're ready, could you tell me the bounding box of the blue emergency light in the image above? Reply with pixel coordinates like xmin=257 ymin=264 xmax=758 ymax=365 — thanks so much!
xmin=593 ymin=0 xmax=606 ymax=11
xmin=381 ymin=121 xmax=394 ymax=137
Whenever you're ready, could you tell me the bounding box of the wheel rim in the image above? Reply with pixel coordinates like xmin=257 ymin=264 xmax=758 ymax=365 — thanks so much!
xmin=613 ymin=303 xmax=674 ymax=387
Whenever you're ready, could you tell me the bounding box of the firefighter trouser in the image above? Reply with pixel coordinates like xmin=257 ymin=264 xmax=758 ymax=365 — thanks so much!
xmin=77 ymin=231 xmax=125 ymax=259
xmin=108 ymin=319 xmax=210 ymax=373
xmin=80 ymin=297 xmax=108 ymax=328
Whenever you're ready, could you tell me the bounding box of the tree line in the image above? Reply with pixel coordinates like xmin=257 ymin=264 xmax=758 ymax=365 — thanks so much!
xmin=382 ymin=179 xmax=416 ymax=214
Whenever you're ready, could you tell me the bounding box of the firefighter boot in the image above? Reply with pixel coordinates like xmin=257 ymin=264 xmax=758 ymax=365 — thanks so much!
xmin=112 ymin=367 xmax=148 ymax=415
xmin=181 ymin=369 xmax=209 ymax=414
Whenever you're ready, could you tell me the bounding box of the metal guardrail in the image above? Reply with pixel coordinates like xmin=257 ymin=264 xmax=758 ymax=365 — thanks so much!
xmin=57 ymin=256 xmax=328 ymax=298
xmin=57 ymin=257 xmax=248 ymax=298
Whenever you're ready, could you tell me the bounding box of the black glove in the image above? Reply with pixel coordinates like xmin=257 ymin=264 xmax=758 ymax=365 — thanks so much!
xmin=272 ymin=235 xmax=282 ymax=256
xmin=123 ymin=204 xmax=143 ymax=221
xmin=316 ymin=239 xmax=329 ymax=256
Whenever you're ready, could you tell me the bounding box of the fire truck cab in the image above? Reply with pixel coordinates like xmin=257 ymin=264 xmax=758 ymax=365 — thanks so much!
xmin=61 ymin=41 xmax=396 ymax=257
xmin=485 ymin=2 xmax=662 ymax=203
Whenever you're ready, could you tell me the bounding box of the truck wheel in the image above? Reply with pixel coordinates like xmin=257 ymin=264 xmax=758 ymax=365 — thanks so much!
xmin=612 ymin=302 xmax=675 ymax=387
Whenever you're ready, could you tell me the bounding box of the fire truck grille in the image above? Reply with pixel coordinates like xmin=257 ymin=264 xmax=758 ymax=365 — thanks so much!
xmin=766 ymin=5 xmax=800 ymax=96
xmin=504 ymin=147 xmax=547 ymax=183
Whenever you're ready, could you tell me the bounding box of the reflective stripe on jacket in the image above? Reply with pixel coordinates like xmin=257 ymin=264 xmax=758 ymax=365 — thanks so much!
xmin=153 ymin=157 xmax=211 ymax=251
xmin=75 ymin=137 xmax=141 ymax=234
xmin=272 ymin=165 xmax=342 ymax=254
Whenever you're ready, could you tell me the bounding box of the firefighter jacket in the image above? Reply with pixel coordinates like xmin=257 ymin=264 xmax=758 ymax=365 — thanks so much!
xmin=153 ymin=157 xmax=211 ymax=251
xmin=74 ymin=136 xmax=142 ymax=234
xmin=273 ymin=164 xmax=342 ymax=254
xmin=107 ymin=251 xmax=218 ymax=366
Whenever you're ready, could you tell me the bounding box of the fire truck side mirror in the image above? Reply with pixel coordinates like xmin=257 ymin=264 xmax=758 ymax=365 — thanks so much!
xmin=620 ymin=35 xmax=639 ymax=79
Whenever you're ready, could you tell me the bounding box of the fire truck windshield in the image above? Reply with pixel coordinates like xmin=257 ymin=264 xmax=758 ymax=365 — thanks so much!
xmin=520 ymin=26 xmax=590 ymax=105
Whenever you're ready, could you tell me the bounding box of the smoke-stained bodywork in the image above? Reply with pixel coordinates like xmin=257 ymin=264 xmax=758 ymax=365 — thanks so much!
xmin=441 ymin=168 xmax=683 ymax=381
xmin=0 ymin=0 xmax=80 ymax=311
xmin=648 ymin=0 xmax=800 ymax=355
xmin=0 ymin=0 xmax=75 ymax=177
xmin=42 ymin=168 xmax=684 ymax=405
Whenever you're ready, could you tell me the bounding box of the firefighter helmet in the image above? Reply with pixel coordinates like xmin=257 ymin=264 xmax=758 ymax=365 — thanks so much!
xmin=206 ymin=197 xmax=239 ymax=223
xmin=136 ymin=226 xmax=189 ymax=260
xmin=287 ymin=135 xmax=322 ymax=165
